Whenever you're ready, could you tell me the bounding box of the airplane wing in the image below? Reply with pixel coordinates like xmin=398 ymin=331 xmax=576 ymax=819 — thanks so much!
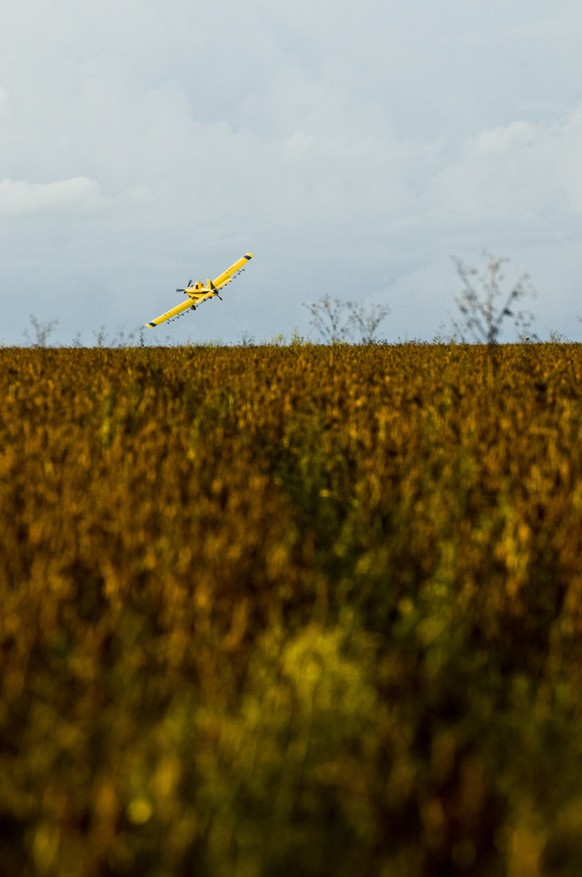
xmin=145 ymin=298 xmax=195 ymax=328
xmin=212 ymin=252 xmax=253 ymax=291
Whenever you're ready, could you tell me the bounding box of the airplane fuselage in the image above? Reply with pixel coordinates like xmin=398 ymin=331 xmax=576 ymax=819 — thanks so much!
xmin=184 ymin=280 xmax=214 ymax=296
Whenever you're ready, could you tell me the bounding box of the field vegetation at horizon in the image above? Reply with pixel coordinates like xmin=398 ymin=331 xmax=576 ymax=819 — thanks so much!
xmin=2 ymin=343 xmax=582 ymax=876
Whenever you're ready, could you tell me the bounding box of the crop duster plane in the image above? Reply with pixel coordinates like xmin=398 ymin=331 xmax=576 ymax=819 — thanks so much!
xmin=145 ymin=253 xmax=253 ymax=328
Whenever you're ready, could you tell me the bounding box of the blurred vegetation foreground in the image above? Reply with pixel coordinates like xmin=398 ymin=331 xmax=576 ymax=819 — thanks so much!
xmin=2 ymin=344 xmax=582 ymax=877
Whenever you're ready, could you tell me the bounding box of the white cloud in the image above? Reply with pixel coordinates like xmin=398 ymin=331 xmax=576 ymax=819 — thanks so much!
xmin=425 ymin=105 xmax=582 ymax=224
xmin=0 ymin=176 xmax=107 ymax=216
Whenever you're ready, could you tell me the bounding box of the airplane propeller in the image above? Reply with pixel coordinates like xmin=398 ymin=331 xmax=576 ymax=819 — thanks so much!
xmin=207 ymin=279 xmax=223 ymax=299
xmin=176 ymin=279 xmax=193 ymax=293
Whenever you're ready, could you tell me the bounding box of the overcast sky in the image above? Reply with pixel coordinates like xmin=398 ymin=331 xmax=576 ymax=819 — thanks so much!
xmin=1 ymin=0 xmax=581 ymax=345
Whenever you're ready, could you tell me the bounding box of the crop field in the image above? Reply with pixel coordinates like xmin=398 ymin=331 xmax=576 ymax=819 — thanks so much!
xmin=2 ymin=343 xmax=582 ymax=877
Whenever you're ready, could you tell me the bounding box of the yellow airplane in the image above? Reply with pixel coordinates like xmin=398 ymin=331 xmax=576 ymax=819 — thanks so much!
xmin=145 ymin=252 xmax=253 ymax=328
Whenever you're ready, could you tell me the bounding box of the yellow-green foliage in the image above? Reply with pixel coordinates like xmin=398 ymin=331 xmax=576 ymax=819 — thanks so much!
xmin=2 ymin=344 xmax=582 ymax=876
